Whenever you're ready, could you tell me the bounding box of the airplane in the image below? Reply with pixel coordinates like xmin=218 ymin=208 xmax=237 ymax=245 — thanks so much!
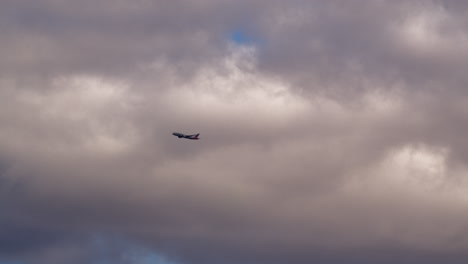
xmin=172 ymin=132 xmax=200 ymax=140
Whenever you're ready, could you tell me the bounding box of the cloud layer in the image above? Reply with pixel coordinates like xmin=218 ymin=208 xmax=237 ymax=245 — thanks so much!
xmin=2 ymin=1 xmax=468 ymax=263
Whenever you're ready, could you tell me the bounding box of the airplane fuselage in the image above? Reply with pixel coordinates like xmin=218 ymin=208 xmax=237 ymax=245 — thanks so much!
xmin=172 ymin=132 xmax=200 ymax=140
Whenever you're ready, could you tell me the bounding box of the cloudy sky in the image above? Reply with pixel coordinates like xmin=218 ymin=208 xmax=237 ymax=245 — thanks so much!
xmin=2 ymin=0 xmax=468 ymax=263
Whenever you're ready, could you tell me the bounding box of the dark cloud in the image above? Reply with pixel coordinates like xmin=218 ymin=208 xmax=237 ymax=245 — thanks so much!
xmin=1 ymin=0 xmax=468 ymax=264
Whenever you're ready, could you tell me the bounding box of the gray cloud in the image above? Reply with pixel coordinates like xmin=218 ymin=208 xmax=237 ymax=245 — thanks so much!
xmin=1 ymin=0 xmax=468 ymax=263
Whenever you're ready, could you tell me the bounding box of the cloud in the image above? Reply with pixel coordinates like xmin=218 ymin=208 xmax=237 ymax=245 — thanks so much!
xmin=2 ymin=1 xmax=468 ymax=263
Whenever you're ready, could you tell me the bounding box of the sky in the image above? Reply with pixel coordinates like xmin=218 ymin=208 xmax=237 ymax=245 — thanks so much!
xmin=1 ymin=0 xmax=468 ymax=263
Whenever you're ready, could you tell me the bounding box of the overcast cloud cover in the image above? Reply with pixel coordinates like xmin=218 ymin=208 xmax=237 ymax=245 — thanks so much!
xmin=2 ymin=0 xmax=468 ymax=263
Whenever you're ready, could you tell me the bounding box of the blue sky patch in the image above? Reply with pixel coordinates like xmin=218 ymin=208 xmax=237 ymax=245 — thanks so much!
xmin=230 ymin=30 xmax=256 ymax=45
